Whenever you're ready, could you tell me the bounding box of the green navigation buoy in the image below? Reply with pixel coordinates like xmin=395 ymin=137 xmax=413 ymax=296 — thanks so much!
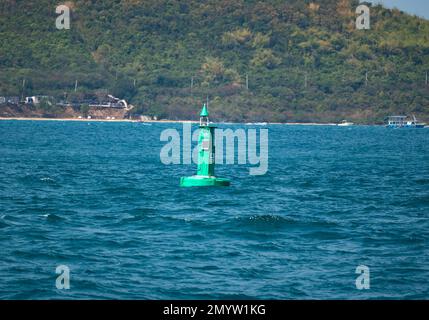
xmin=180 ymin=104 xmax=230 ymax=187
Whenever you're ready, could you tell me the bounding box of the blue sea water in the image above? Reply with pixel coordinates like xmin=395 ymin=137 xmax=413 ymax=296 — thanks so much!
xmin=0 ymin=120 xmax=428 ymax=300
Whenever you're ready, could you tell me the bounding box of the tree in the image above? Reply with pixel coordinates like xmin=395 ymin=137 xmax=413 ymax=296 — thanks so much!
xmin=251 ymin=49 xmax=281 ymax=69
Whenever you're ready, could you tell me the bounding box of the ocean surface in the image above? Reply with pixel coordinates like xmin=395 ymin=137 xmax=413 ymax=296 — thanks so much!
xmin=0 ymin=120 xmax=428 ymax=300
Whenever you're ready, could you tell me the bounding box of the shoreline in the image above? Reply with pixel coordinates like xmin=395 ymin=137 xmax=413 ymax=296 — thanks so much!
xmin=0 ymin=117 xmax=362 ymax=126
xmin=0 ymin=117 xmax=195 ymax=124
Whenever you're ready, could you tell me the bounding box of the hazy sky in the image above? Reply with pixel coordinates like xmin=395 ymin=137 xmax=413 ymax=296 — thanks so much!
xmin=367 ymin=0 xmax=429 ymax=19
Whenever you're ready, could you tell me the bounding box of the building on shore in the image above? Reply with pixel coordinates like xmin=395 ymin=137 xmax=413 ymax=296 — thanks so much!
xmin=24 ymin=96 xmax=53 ymax=105
xmin=0 ymin=96 xmax=20 ymax=105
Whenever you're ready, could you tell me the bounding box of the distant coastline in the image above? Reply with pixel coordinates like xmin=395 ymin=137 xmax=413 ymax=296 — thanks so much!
xmin=0 ymin=117 xmax=189 ymax=124
xmin=0 ymin=117 xmax=345 ymax=126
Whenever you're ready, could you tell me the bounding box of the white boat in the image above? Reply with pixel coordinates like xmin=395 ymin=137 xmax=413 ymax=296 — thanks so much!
xmin=387 ymin=115 xmax=426 ymax=128
xmin=338 ymin=120 xmax=354 ymax=126
xmin=406 ymin=115 xmax=426 ymax=128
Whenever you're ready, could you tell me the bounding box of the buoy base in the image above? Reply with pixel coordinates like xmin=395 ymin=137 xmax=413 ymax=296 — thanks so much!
xmin=180 ymin=176 xmax=231 ymax=187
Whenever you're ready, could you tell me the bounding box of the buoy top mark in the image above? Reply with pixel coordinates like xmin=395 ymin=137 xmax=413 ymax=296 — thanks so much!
xmin=200 ymin=103 xmax=210 ymax=127
xmin=200 ymin=104 xmax=209 ymax=117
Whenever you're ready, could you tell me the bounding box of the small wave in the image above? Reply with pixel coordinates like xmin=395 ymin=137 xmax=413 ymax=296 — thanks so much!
xmin=160 ymin=215 xmax=205 ymax=225
xmin=120 ymin=214 xmax=147 ymax=223
xmin=118 ymin=208 xmax=159 ymax=224
xmin=250 ymin=214 xmax=293 ymax=222
xmin=233 ymin=214 xmax=297 ymax=227
xmin=0 ymin=214 xmax=25 ymax=226
xmin=41 ymin=213 xmax=65 ymax=222
xmin=19 ymin=175 xmax=59 ymax=186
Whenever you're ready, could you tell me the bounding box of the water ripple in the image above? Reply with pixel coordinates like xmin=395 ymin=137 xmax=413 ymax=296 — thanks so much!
xmin=0 ymin=122 xmax=428 ymax=299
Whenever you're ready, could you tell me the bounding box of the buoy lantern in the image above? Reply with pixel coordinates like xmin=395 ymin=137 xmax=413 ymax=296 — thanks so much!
xmin=180 ymin=104 xmax=230 ymax=187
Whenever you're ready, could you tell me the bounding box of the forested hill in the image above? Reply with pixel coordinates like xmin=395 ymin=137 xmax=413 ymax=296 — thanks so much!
xmin=0 ymin=0 xmax=428 ymax=123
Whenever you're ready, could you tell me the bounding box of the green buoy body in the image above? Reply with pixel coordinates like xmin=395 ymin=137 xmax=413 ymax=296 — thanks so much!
xmin=180 ymin=176 xmax=231 ymax=187
xmin=180 ymin=104 xmax=230 ymax=187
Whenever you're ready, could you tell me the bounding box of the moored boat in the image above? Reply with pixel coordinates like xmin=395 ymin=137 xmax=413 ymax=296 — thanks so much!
xmin=387 ymin=115 xmax=426 ymax=128
xmin=338 ymin=120 xmax=354 ymax=127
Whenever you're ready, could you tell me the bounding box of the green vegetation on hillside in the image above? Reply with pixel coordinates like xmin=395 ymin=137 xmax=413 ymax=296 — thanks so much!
xmin=0 ymin=0 xmax=428 ymax=123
